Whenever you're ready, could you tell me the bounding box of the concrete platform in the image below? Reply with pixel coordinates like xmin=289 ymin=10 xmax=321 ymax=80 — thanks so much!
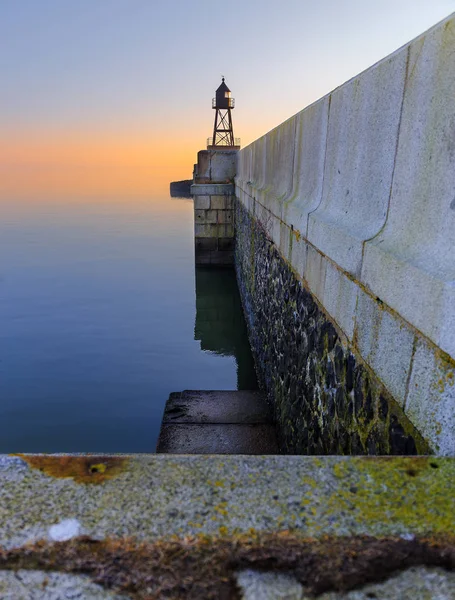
xmin=156 ymin=390 xmax=280 ymax=454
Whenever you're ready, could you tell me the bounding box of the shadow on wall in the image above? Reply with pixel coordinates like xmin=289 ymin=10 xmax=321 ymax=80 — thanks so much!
xmin=194 ymin=267 xmax=258 ymax=390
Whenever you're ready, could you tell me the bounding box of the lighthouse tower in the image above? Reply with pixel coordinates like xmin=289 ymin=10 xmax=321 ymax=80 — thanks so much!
xmin=208 ymin=78 xmax=240 ymax=149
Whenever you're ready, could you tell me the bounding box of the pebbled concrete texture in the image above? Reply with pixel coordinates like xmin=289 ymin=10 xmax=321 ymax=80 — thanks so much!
xmin=0 ymin=569 xmax=129 ymax=599
xmin=235 ymin=12 xmax=455 ymax=454
xmin=1 ymin=454 xmax=454 ymax=551
xmin=236 ymin=567 xmax=455 ymax=600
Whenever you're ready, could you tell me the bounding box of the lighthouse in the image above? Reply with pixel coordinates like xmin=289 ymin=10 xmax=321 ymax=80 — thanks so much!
xmin=208 ymin=78 xmax=240 ymax=149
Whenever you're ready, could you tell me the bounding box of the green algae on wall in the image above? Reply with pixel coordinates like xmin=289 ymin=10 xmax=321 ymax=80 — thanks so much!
xmin=234 ymin=200 xmax=430 ymax=455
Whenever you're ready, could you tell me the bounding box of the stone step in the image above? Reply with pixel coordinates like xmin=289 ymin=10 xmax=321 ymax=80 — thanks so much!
xmin=156 ymin=390 xmax=280 ymax=454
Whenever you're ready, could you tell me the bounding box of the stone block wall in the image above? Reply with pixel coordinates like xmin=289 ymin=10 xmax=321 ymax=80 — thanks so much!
xmin=235 ymin=201 xmax=428 ymax=455
xmin=191 ymin=148 xmax=238 ymax=266
xmin=192 ymin=185 xmax=235 ymax=266
xmin=235 ymin=13 xmax=455 ymax=455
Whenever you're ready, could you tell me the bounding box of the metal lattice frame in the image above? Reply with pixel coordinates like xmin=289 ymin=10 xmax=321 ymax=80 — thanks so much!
xmin=212 ymin=109 xmax=235 ymax=146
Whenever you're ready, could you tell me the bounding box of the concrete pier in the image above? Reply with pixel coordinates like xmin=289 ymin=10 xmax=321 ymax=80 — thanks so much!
xmin=191 ymin=149 xmax=238 ymax=266
xmin=156 ymin=390 xmax=279 ymax=453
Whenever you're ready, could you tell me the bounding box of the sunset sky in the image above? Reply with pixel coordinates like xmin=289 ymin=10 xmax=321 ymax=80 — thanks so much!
xmin=1 ymin=0 xmax=453 ymax=198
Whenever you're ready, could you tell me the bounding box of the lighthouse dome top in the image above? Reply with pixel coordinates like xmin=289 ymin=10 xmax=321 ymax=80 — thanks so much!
xmin=216 ymin=77 xmax=231 ymax=94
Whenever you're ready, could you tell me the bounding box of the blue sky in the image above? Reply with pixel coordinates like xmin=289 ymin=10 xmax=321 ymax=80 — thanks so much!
xmin=1 ymin=0 xmax=453 ymax=195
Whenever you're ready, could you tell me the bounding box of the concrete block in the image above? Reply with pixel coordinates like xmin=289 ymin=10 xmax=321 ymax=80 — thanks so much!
xmin=405 ymin=338 xmax=455 ymax=456
xmin=218 ymin=223 xmax=234 ymax=238
xmin=194 ymin=195 xmax=210 ymax=210
xmin=157 ymin=424 xmax=279 ymax=454
xmin=218 ymin=237 xmax=234 ymax=251
xmin=195 ymin=209 xmax=217 ymax=224
xmin=162 ymin=390 xmax=273 ymax=424
xmin=206 ymin=209 xmax=218 ymax=223
xmin=194 ymin=149 xmax=237 ymax=183
xmin=194 ymin=223 xmax=218 ymax=238
xmin=307 ymin=48 xmax=407 ymax=276
xmin=191 ymin=183 xmax=233 ymax=196
xmin=195 ymin=238 xmax=217 ymax=251
xmin=209 ymin=150 xmax=237 ymax=182
xmin=236 ymin=145 xmax=252 ymax=188
xmin=256 ymin=115 xmax=296 ymax=212
xmin=305 ymin=245 xmax=327 ymax=304
xmin=217 ymin=210 xmax=233 ymax=224
xmin=194 ymin=209 xmax=206 ymax=222
xmin=289 ymin=232 xmax=308 ymax=280
xmin=361 ymin=14 xmax=455 ymax=359
xmin=195 ymin=150 xmax=210 ymax=180
xmin=323 ymin=260 xmax=358 ymax=340
xmin=279 ymin=222 xmax=291 ymax=261
xmin=284 ymin=95 xmax=330 ymax=235
xmin=271 ymin=213 xmax=281 ymax=248
xmin=250 ymin=134 xmax=267 ymax=191
xmin=211 ymin=195 xmax=233 ymax=210
xmin=354 ymin=291 xmax=415 ymax=405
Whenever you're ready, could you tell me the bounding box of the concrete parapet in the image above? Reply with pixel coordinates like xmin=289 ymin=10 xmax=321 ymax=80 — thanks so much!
xmin=1 ymin=454 xmax=454 ymax=597
xmin=235 ymin=13 xmax=455 ymax=454
xmin=361 ymin=18 xmax=455 ymax=359
xmin=193 ymin=149 xmax=237 ymax=184
xmin=1 ymin=454 xmax=453 ymax=548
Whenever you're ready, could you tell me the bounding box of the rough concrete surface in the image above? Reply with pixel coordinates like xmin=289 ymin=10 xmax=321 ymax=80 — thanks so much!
xmin=236 ymin=566 xmax=455 ymax=600
xmin=1 ymin=455 xmax=454 ymax=551
xmin=156 ymin=390 xmax=279 ymax=453
xmin=157 ymin=423 xmax=279 ymax=454
xmin=161 ymin=390 xmax=273 ymax=424
xmin=0 ymin=569 xmax=129 ymax=599
xmin=307 ymin=48 xmax=407 ymax=277
xmin=361 ymin=15 xmax=455 ymax=359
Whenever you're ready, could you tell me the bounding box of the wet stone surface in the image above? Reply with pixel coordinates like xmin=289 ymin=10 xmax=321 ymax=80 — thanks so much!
xmin=234 ymin=200 xmax=429 ymax=455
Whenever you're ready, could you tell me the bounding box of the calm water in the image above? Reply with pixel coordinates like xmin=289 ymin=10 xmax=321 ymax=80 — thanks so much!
xmin=0 ymin=196 xmax=256 ymax=452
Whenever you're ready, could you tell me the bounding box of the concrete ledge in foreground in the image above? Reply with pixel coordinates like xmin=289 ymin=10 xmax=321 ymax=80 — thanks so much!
xmin=1 ymin=454 xmax=454 ymax=549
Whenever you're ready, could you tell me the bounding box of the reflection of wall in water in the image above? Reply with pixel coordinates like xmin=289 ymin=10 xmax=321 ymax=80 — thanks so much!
xmin=194 ymin=267 xmax=257 ymax=390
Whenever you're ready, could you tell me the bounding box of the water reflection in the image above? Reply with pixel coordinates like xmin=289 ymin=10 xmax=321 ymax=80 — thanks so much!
xmin=0 ymin=196 xmax=257 ymax=453
xmin=194 ymin=268 xmax=258 ymax=390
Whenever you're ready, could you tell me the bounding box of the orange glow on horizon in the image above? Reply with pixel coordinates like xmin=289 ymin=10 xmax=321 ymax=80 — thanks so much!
xmin=0 ymin=132 xmax=200 ymax=199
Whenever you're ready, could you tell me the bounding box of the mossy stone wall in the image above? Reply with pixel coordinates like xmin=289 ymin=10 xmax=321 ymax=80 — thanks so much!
xmin=235 ymin=200 xmax=429 ymax=455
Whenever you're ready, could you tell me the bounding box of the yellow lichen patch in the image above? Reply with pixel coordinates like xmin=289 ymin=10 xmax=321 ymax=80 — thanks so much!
xmin=15 ymin=455 xmax=128 ymax=484
xmin=324 ymin=457 xmax=454 ymax=534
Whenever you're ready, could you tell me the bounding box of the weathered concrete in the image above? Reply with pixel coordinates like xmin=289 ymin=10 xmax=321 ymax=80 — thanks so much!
xmin=361 ymin=17 xmax=455 ymax=359
xmin=160 ymin=390 xmax=272 ymax=424
xmin=0 ymin=454 xmax=454 ymax=597
xmin=193 ymin=149 xmax=237 ymax=184
xmin=1 ymin=455 xmax=454 ymax=549
xmin=156 ymin=390 xmax=279 ymax=454
xmin=0 ymin=570 xmax=129 ymax=599
xmin=191 ymin=151 xmax=237 ymax=267
xmin=157 ymin=424 xmax=279 ymax=454
xmin=236 ymin=567 xmax=455 ymax=600
xmin=235 ymin=12 xmax=455 ymax=455
xmin=307 ymin=49 xmax=406 ymax=277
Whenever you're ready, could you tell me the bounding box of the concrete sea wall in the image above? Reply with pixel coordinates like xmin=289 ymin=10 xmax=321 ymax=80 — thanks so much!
xmin=235 ymin=13 xmax=455 ymax=455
